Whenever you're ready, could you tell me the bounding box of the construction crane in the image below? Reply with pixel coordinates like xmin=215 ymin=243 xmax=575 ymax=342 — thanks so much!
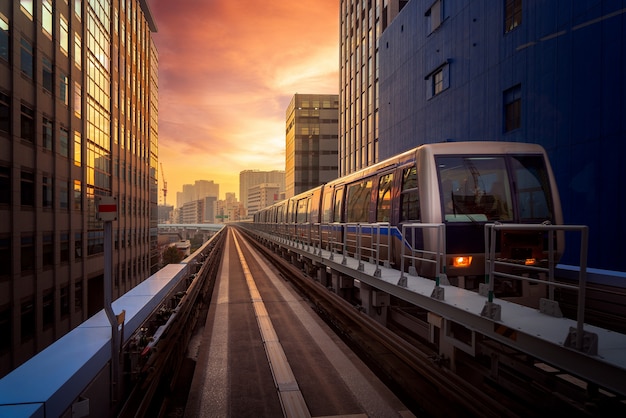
xmin=160 ymin=163 xmax=168 ymax=205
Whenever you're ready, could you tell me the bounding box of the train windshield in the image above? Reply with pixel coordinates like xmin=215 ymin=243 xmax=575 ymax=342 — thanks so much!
xmin=437 ymin=155 xmax=553 ymax=222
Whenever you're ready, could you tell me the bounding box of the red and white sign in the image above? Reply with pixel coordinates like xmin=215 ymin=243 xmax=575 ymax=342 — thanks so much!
xmin=97 ymin=196 xmax=118 ymax=221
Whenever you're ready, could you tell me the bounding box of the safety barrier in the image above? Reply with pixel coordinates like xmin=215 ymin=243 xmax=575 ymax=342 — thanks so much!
xmin=483 ymin=223 xmax=594 ymax=354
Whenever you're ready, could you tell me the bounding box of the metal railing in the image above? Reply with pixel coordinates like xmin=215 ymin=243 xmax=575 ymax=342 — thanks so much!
xmin=484 ymin=222 xmax=593 ymax=353
xmin=398 ymin=223 xmax=446 ymax=287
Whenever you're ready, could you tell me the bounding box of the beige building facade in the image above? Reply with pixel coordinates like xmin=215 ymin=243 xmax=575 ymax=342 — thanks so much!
xmin=0 ymin=0 xmax=158 ymax=376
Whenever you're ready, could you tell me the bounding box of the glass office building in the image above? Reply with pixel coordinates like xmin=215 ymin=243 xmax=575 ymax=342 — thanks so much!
xmin=0 ymin=0 xmax=158 ymax=376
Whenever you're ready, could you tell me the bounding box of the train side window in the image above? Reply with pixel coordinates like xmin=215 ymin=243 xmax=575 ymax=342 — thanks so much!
xmin=296 ymin=198 xmax=309 ymax=223
xmin=346 ymin=178 xmax=373 ymax=223
xmin=376 ymin=173 xmax=393 ymax=222
xmin=333 ymin=187 xmax=344 ymax=222
xmin=322 ymin=187 xmax=333 ymax=223
xmin=400 ymin=166 xmax=420 ymax=222
xmin=511 ymin=155 xmax=553 ymax=221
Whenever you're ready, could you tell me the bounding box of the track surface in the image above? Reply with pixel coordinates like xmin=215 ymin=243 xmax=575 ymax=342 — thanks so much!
xmin=184 ymin=227 xmax=412 ymax=417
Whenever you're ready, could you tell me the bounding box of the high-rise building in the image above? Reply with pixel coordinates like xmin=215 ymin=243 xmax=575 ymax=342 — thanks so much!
xmin=285 ymin=94 xmax=339 ymax=198
xmin=239 ymin=170 xmax=285 ymax=210
xmin=339 ymin=1 xmax=407 ymax=177
xmin=0 ymin=1 xmax=158 ymax=377
xmin=176 ymin=179 xmax=219 ymax=208
xmin=247 ymin=183 xmax=281 ymax=217
xmin=377 ymin=0 xmax=625 ymax=272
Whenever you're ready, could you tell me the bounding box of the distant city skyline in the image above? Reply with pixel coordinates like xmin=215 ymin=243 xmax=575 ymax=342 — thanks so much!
xmin=150 ymin=0 xmax=338 ymax=200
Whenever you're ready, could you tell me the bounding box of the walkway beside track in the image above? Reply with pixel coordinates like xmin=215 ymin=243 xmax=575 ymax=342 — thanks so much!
xmin=184 ymin=228 xmax=413 ymax=417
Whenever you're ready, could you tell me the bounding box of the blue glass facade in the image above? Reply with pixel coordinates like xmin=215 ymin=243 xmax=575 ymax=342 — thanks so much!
xmin=378 ymin=0 xmax=626 ymax=272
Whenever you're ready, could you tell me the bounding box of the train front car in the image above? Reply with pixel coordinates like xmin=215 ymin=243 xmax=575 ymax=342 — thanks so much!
xmin=419 ymin=142 xmax=563 ymax=289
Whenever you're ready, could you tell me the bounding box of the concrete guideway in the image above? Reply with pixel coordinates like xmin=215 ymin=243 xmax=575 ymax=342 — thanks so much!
xmin=185 ymin=227 xmax=413 ymax=417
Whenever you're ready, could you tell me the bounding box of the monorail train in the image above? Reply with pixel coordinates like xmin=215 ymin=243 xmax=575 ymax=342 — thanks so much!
xmin=254 ymin=141 xmax=563 ymax=286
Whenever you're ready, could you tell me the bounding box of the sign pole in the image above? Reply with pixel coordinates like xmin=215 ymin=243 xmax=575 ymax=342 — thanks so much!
xmin=97 ymin=196 xmax=120 ymax=402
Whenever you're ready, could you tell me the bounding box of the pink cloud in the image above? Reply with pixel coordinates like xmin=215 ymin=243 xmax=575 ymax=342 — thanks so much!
xmin=150 ymin=0 xmax=339 ymax=202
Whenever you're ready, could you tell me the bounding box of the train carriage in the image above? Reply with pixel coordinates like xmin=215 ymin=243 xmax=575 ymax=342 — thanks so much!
xmin=254 ymin=141 xmax=563 ymax=290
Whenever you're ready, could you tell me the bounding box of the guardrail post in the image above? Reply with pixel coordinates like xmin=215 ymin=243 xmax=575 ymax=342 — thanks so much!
xmin=481 ymin=224 xmax=501 ymax=321
xmin=398 ymin=224 xmax=408 ymax=287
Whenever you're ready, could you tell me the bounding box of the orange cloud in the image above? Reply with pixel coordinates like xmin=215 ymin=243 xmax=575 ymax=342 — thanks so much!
xmin=150 ymin=0 xmax=339 ymax=203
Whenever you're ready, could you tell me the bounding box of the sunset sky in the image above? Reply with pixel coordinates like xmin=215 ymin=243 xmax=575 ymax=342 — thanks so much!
xmin=150 ymin=0 xmax=339 ymax=204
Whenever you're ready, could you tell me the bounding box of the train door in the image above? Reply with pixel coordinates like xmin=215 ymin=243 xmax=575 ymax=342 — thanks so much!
xmin=345 ymin=177 xmax=374 ymax=257
xmin=375 ymin=171 xmax=395 ymax=264
xmin=332 ymin=186 xmax=345 ymax=253
xmin=397 ymin=165 xmax=421 ymax=270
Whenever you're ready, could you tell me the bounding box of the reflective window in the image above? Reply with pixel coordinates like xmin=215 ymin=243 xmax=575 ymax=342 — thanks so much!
xmin=42 ymin=0 xmax=53 ymax=35
xmin=376 ymin=173 xmax=393 ymax=222
xmin=20 ymin=38 xmax=33 ymax=78
xmin=437 ymin=156 xmax=513 ymax=222
xmin=346 ymin=178 xmax=372 ymax=222
xmin=400 ymin=166 xmax=420 ymax=222
xmin=60 ymin=16 xmax=69 ymax=54
xmin=0 ymin=14 xmax=9 ymax=61
xmin=42 ymin=56 xmax=53 ymax=92
xmin=511 ymin=155 xmax=553 ymax=221
xmin=505 ymin=0 xmax=522 ymax=33
xmin=20 ymin=1 xmax=33 ymax=18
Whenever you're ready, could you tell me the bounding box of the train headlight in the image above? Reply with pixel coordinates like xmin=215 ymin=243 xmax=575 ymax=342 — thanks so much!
xmin=452 ymin=256 xmax=472 ymax=268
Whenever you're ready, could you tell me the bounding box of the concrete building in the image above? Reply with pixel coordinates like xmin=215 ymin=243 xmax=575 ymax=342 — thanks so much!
xmin=158 ymin=204 xmax=174 ymax=224
xmin=285 ymin=94 xmax=339 ymax=198
xmin=176 ymin=179 xmax=219 ymax=208
xmin=180 ymin=199 xmax=205 ymax=224
xmin=0 ymin=0 xmax=158 ymax=377
xmin=203 ymin=196 xmax=217 ymax=224
xmin=247 ymin=183 xmax=281 ymax=217
xmin=339 ymin=1 xmax=408 ymax=177
xmin=239 ymin=170 xmax=284 ymax=210
xmin=377 ymin=0 xmax=625 ymax=271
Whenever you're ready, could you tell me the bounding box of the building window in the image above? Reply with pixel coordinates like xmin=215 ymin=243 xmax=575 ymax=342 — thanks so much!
xmin=73 ymin=83 xmax=81 ymax=118
xmin=43 ymin=233 xmax=54 ymax=267
xmin=0 ymin=14 xmax=9 ymax=62
xmin=505 ymin=0 xmax=522 ymax=33
xmin=74 ymin=281 xmax=83 ymax=312
xmin=21 ymin=235 xmax=34 ymax=273
xmin=20 ymin=1 xmax=34 ymax=18
xmin=59 ymin=127 xmax=69 ymax=157
xmin=42 ymin=56 xmax=53 ymax=93
xmin=73 ymin=180 xmax=81 ymax=210
xmin=0 ymin=237 xmax=10 ymax=278
xmin=42 ymin=175 xmax=53 ymax=208
xmin=42 ymin=0 xmax=53 ymax=36
xmin=426 ymin=0 xmax=444 ymax=33
xmin=60 ymin=233 xmax=69 ymax=262
xmin=0 ymin=165 xmax=9 ymax=205
xmin=75 ymin=0 xmax=82 ymax=20
xmin=0 ymin=305 xmax=10 ymax=352
xmin=73 ymin=131 xmax=81 ymax=166
xmin=75 ymin=232 xmax=82 ymax=259
xmin=20 ymin=171 xmax=35 ymax=206
xmin=60 ymin=72 xmax=69 ymax=106
xmin=426 ymin=63 xmax=450 ymax=99
xmin=59 ymin=180 xmax=69 ymax=209
xmin=504 ymin=84 xmax=521 ymax=132
xmin=20 ymin=38 xmax=33 ymax=78
xmin=0 ymin=92 xmax=8 ymax=134
xmin=43 ymin=117 xmax=53 ymax=150
xmin=43 ymin=289 xmax=54 ymax=329
xmin=60 ymin=16 xmax=69 ymax=54
xmin=20 ymin=299 xmax=35 ymax=341
xmin=74 ymin=34 xmax=81 ymax=69
xmin=60 ymin=285 xmax=70 ymax=318
xmin=20 ymin=104 xmax=34 ymax=142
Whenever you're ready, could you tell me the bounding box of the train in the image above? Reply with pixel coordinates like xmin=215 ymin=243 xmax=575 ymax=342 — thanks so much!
xmin=253 ymin=141 xmax=564 ymax=289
